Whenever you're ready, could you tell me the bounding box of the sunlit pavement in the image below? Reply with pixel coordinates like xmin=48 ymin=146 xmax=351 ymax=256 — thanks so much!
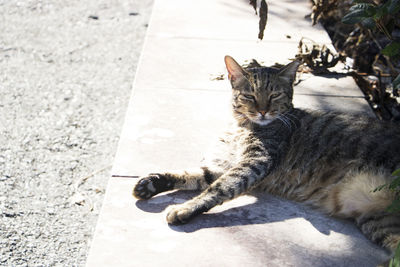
xmin=86 ymin=0 xmax=385 ymax=266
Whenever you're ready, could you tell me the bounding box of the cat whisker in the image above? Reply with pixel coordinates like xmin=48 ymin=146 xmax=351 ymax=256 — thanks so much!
xmin=281 ymin=112 xmax=300 ymax=128
xmin=282 ymin=114 xmax=295 ymax=126
xmin=277 ymin=115 xmax=291 ymax=130
xmin=284 ymin=112 xmax=299 ymax=121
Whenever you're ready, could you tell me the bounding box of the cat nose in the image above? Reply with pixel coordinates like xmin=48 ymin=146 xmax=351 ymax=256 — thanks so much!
xmin=259 ymin=110 xmax=267 ymax=116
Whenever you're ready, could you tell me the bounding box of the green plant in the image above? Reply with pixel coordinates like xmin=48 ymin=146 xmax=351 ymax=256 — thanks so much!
xmin=390 ymin=243 xmax=400 ymax=267
xmin=374 ymin=169 xmax=400 ymax=266
xmin=343 ymin=0 xmax=400 ymax=197
xmin=374 ymin=169 xmax=400 ymax=212
xmin=342 ymin=0 xmax=399 ymax=41
xmin=342 ymin=0 xmax=400 ymax=90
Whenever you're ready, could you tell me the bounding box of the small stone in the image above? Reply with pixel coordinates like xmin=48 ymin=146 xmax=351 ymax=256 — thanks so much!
xmin=46 ymin=208 xmax=56 ymax=215
xmin=0 ymin=175 xmax=10 ymax=181
xmin=70 ymin=193 xmax=86 ymax=206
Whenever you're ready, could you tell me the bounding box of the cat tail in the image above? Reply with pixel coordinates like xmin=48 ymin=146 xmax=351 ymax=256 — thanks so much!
xmin=356 ymin=212 xmax=400 ymax=252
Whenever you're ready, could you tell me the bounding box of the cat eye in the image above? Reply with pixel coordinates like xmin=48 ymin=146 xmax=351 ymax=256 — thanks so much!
xmin=241 ymin=94 xmax=255 ymax=101
xmin=270 ymin=93 xmax=281 ymax=99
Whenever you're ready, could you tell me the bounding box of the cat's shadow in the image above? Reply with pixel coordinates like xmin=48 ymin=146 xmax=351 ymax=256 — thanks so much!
xmin=135 ymin=190 xmax=360 ymax=237
xmin=135 ymin=190 xmax=389 ymax=265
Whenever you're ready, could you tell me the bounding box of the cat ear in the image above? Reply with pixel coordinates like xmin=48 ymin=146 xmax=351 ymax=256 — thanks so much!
xmin=224 ymin=55 xmax=247 ymax=82
xmin=278 ymin=60 xmax=301 ymax=85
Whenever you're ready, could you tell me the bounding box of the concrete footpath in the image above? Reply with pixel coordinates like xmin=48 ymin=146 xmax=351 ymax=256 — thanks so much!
xmin=86 ymin=0 xmax=387 ymax=266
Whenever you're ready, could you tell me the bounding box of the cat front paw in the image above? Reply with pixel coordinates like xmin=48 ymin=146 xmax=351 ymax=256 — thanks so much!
xmin=166 ymin=205 xmax=194 ymax=225
xmin=166 ymin=202 xmax=206 ymax=225
xmin=133 ymin=174 xmax=166 ymax=200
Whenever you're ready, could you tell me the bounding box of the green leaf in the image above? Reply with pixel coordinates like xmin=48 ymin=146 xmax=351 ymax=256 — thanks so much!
xmin=382 ymin=42 xmax=400 ymax=57
xmin=395 ymin=242 xmax=400 ymax=257
xmin=389 ymin=178 xmax=400 ymax=190
xmin=342 ymin=13 xmax=362 ymax=24
xmin=360 ymin=17 xmax=376 ymax=28
xmin=388 ymin=176 xmax=400 ymax=190
xmin=373 ymin=183 xmax=387 ymax=192
xmin=342 ymin=4 xmax=377 ymax=24
xmin=349 ymin=3 xmax=376 ymax=14
xmin=393 ymin=74 xmax=400 ymax=90
xmin=342 ymin=10 xmax=367 ymax=24
xmin=387 ymin=198 xmax=400 ymax=213
xmin=374 ymin=3 xmax=388 ymax=19
xmin=389 ymin=242 xmax=400 ymax=267
xmin=388 ymin=0 xmax=400 ymax=14
xmin=393 ymin=169 xmax=400 ymax=177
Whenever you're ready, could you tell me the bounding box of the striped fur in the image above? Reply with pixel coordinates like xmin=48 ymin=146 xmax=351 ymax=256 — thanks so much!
xmin=133 ymin=56 xmax=400 ymax=257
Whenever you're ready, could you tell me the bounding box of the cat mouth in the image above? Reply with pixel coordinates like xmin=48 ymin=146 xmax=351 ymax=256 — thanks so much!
xmin=250 ymin=116 xmax=274 ymax=126
xmin=235 ymin=111 xmax=276 ymax=126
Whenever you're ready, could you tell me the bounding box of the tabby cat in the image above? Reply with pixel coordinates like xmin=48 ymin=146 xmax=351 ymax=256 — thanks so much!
xmin=133 ymin=55 xmax=400 ymax=257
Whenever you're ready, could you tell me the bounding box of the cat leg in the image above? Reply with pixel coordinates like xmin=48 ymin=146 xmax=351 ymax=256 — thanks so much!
xmin=356 ymin=211 xmax=400 ymax=267
xmin=133 ymin=167 xmax=222 ymax=200
xmin=166 ymin=160 xmax=270 ymax=225
xmin=356 ymin=212 xmax=400 ymax=252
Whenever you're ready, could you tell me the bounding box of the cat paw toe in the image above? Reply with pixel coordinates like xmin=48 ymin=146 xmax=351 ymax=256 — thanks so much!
xmin=166 ymin=203 xmax=201 ymax=225
xmin=166 ymin=206 xmax=192 ymax=225
xmin=133 ymin=174 xmax=160 ymax=200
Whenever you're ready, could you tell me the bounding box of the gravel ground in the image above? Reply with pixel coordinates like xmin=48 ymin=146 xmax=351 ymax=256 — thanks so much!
xmin=0 ymin=0 xmax=153 ymax=266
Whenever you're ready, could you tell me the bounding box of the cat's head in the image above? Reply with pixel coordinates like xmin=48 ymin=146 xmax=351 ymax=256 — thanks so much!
xmin=224 ymin=55 xmax=300 ymax=126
